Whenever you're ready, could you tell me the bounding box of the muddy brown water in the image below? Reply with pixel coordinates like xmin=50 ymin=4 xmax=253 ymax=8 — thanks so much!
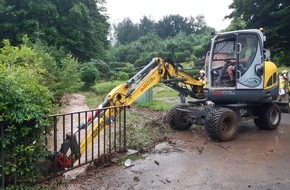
xmin=60 ymin=113 xmax=290 ymax=190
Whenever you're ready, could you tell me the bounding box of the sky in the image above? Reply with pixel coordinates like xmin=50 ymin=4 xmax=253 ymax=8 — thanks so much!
xmin=105 ymin=0 xmax=234 ymax=31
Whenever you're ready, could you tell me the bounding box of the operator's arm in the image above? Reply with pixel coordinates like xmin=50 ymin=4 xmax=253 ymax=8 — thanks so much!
xmin=239 ymin=48 xmax=252 ymax=64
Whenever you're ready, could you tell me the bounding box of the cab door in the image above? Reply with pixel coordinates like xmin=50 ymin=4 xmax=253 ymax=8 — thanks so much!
xmin=236 ymin=33 xmax=264 ymax=89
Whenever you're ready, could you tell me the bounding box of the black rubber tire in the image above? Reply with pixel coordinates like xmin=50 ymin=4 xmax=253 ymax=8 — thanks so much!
xmin=166 ymin=104 xmax=192 ymax=130
xmin=205 ymin=107 xmax=238 ymax=141
xmin=254 ymin=104 xmax=281 ymax=130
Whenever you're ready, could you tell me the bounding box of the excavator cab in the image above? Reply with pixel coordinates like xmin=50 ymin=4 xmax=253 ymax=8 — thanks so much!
xmin=205 ymin=29 xmax=279 ymax=104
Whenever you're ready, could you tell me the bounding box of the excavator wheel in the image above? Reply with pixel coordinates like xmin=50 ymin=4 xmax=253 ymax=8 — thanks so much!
xmin=166 ymin=104 xmax=192 ymax=130
xmin=254 ymin=104 xmax=281 ymax=130
xmin=205 ymin=107 xmax=238 ymax=141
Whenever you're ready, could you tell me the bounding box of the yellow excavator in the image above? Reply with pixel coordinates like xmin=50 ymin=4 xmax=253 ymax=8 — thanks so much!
xmin=55 ymin=29 xmax=289 ymax=169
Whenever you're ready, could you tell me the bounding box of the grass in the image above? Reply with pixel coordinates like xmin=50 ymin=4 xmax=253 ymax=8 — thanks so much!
xmin=125 ymin=107 xmax=172 ymax=152
xmin=153 ymin=83 xmax=178 ymax=98
xmin=81 ymin=91 xmax=103 ymax=109
xmin=91 ymin=80 xmax=124 ymax=96
xmin=134 ymin=83 xmax=179 ymax=110
xmin=135 ymin=99 xmax=173 ymax=111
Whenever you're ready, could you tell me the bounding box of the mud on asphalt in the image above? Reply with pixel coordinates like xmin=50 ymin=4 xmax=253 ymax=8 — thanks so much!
xmin=59 ymin=113 xmax=290 ymax=190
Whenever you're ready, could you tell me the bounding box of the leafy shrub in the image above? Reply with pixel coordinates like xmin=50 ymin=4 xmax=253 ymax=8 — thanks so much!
xmin=175 ymin=50 xmax=191 ymax=63
xmin=81 ymin=62 xmax=100 ymax=86
xmin=32 ymin=41 xmax=65 ymax=97
xmin=108 ymin=62 xmax=134 ymax=79
xmin=134 ymin=52 xmax=161 ymax=68
xmin=93 ymin=60 xmax=111 ymax=79
xmin=107 ymin=70 xmax=117 ymax=80
xmin=0 ymin=37 xmax=84 ymax=101
xmin=109 ymin=61 xmax=127 ymax=70
xmin=123 ymin=62 xmax=135 ymax=74
xmin=0 ymin=39 xmax=56 ymax=188
xmin=117 ymin=71 xmax=129 ymax=80
xmin=0 ymin=64 xmax=52 ymax=188
xmin=55 ymin=54 xmax=84 ymax=98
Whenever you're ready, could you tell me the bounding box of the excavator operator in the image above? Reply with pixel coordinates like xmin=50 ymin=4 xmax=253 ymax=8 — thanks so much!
xmin=226 ymin=38 xmax=255 ymax=86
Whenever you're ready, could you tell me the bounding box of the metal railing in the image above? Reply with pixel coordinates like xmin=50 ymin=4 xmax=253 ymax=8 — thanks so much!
xmin=1 ymin=105 xmax=128 ymax=188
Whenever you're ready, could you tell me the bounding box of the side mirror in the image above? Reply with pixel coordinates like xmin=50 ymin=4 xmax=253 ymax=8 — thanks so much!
xmin=255 ymin=64 xmax=263 ymax=77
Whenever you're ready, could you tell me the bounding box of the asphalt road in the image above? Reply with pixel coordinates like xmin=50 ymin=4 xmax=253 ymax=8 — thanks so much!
xmin=62 ymin=113 xmax=290 ymax=190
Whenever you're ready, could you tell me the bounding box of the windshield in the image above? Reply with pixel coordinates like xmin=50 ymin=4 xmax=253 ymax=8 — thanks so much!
xmin=211 ymin=39 xmax=235 ymax=68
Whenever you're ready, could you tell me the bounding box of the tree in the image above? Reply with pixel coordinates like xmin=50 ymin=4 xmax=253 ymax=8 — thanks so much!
xmin=138 ymin=16 xmax=156 ymax=37
xmin=93 ymin=59 xmax=111 ymax=79
xmin=114 ymin=18 xmax=139 ymax=45
xmin=222 ymin=17 xmax=246 ymax=32
xmin=109 ymin=14 xmax=215 ymax=66
xmin=155 ymin=15 xmax=208 ymax=39
xmin=226 ymin=0 xmax=290 ymax=65
xmin=0 ymin=0 xmax=109 ymax=62
xmin=124 ymin=42 xmax=143 ymax=63
xmin=156 ymin=15 xmax=188 ymax=38
xmin=56 ymin=0 xmax=110 ymax=61
xmin=56 ymin=54 xmax=84 ymax=97
xmin=81 ymin=62 xmax=100 ymax=86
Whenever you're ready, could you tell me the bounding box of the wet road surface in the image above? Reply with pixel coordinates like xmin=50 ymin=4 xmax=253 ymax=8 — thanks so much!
xmin=62 ymin=113 xmax=290 ymax=190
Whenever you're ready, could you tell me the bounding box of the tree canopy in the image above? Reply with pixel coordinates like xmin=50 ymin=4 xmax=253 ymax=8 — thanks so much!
xmin=113 ymin=15 xmax=212 ymax=46
xmin=0 ymin=0 xmax=109 ymax=62
xmin=226 ymin=0 xmax=290 ymax=65
xmin=108 ymin=14 xmax=215 ymax=66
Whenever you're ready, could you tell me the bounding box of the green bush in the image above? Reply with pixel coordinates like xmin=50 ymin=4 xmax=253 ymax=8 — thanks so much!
xmin=134 ymin=52 xmax=160 ymax=68
xmin=109 ymin=61 xmax=127 ymax=70
xmin=32 ymin=41 xmax=66 ymax=98
xmin=55 ymin=54 xmax=84 ymax=98
xmin=175 ymin=50 xmax=191 ymax=63
xmin=0 ymin=39 xmax=55 ymax=188
xmin=0 ymin=37 xmax=84 ymax=101
xmin=117 ymin=71 xmax=129 ymax=80
xmin=0 ymin=64 xmax=52 ymax=188
xmin=81 ymin=62 xmax=100 ymax=86
xmin=93 ymin=60 xmax=111 ymax=79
